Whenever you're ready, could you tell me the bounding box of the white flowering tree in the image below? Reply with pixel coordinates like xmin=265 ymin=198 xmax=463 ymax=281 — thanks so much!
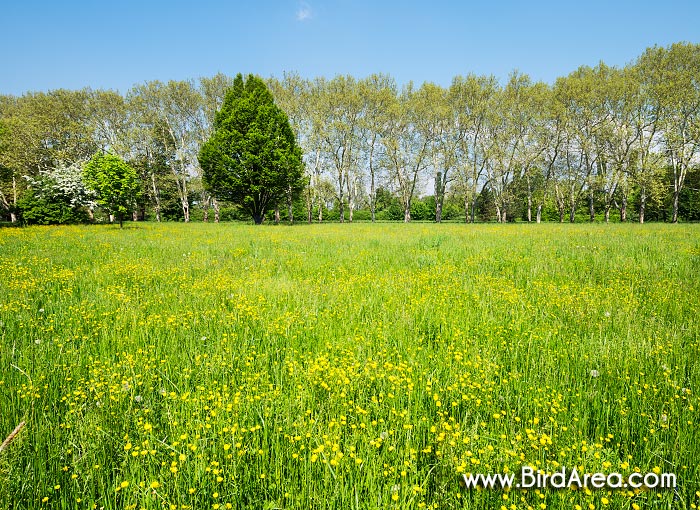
xmin=20 ymin=161 xmax=97 ymax=224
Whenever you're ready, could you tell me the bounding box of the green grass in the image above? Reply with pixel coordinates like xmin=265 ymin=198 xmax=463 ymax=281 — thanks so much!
xmin=0 ymin=223 xmax=698 ymax=509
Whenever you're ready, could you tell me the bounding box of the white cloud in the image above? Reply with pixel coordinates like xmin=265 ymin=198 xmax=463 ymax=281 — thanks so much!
xmin=296 ymin=1 xmax=313 ymax=21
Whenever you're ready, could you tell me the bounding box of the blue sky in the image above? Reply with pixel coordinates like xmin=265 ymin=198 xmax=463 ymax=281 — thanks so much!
xmin=3 ymin=0 xmax=699 ymax=95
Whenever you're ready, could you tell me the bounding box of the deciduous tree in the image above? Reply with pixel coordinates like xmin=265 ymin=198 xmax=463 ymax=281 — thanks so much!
xmin=83 ymin=152 xmax=140 ymax=227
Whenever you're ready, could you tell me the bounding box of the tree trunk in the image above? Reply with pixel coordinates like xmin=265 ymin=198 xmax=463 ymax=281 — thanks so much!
xmin=434 ymin=161 xmax=448 ymax=223
xmin=671 ymin=164 xmax=680 ymax=223
xmin=133 ymin=210 xmax=138 ymax=221
xmin=370 ymin=169 xmax=376 ymax=223
xmin=463 ymin=193 xmax=470 ymax=223
xmin=369 ymin=136 xmax=377 ymax=223
xmin=253 ymin=213 xmax=263 ymax=225
xmin=404 ymin=204 xmax=411 ymax=223
xmin=604 ymin=207 xmax=611 ymax=223
xmin=536 ymin=204 xmax=542 ymax=224
xmin=307 ymin=194 xmax=313 ymax=224
xmin=306 ymin=185 xmax=313 ymax=224
xmin=620 ymin=194 xmax=627 ymax=222
xmin=109 ymin=214 xmax=114 ymax=224
xmin=495 ymin=204 xmax=501 ymax=223
xmin=672 ymin=189 xmax=679 ymax=223
xmin=501 ymin=208 xmax=507 ymax=223
xmin=435 ymin=171 xmax=443 ymax=223
xmin=151 ymin=173 xmax=161 ymax=222
xmin=212 ymin=199 xmax=220 ymax=223
xmin=569 ymin=200 xmax=576 ymax=223
xmin=346 ymin=177 xmax=354 ymax=223
xmin=318 ymin=202 xmax=323 ymax=223
xmin=338 ymin=187 xmax=345 ymax=223
xmin=554 ymin=187 xmax=565 ymax=223
xmin=274 ymin=204 xmax=280 ymax=224
xmin=180 ymin=176 xmax=190 ymax=222
xmin=526 ymin=176 xmax=532 ymax=223
xmin=588 ymin=192 xmax=595 ymax=222
xmin=639 ymin=186 xmax=646 ymax=224
xmin=11 ymin=176 xmax=17 ymax=223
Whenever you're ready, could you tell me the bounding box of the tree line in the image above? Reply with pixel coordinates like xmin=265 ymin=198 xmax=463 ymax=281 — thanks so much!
xmin=1 ymin=42 xmax=698 ymax=225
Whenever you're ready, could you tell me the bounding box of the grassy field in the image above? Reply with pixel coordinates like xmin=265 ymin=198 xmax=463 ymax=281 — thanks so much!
xmin=0 ymin=222 xmax=698 ymax=510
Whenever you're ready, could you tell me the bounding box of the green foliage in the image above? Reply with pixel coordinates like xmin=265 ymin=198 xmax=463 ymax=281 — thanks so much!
xmin=83 ymin=152 xmax=141 ymax=227
xmin=217 ymin=205 xmax=248 ymax=221
xmin=2 ymin=43 xmax=700 ymax=226
xmin=14 ymin=162 xmax=94 ymax=225
xmin=439 ymin=195 xmax=463 ymax=221
xmin=198 ymin=74 xmax=305 ymax=224
xmin=16 ymin=186 xmax=90 ymax=225
xmin=678 ymin=166 xmax=700 ymax=221
xmin=410 ymin=196 xmax=435 ymax=221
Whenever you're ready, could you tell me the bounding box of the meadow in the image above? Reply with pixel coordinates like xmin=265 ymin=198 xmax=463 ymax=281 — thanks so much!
xmin=0 ymin=222 xmax=698 ymax=510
